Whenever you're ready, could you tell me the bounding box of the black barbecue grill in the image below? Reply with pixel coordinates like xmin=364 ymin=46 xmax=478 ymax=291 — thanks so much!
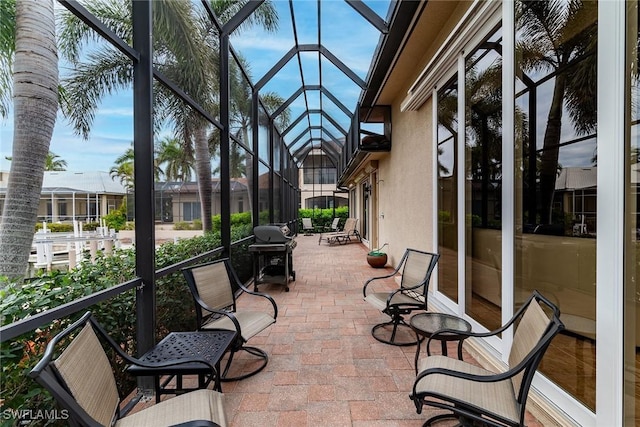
xmin=249 ymin=225 xmax=297 ymax=292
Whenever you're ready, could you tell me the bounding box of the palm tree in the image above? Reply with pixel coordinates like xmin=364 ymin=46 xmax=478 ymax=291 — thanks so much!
xmin=156 ymin=136 xmax=193 ymax=182
xmin=45 ymin=151 xmax=68 ymax=171
xmin=110 ymin=144 xmax=162 ymax=190
xmin=58 ymin=0 xmax=278 ymax=233
xmin=110 ymin=148 xmax=135 ymax=191
xmin=213 ymin=143 xmax=247 ymax=179
xmin=0 ymin=0 xmax=58 ymax=280
xmin=228 ymin=54 xmax=290 ymax=145
xmin=516 ymin=0 xmax=597 ymax=224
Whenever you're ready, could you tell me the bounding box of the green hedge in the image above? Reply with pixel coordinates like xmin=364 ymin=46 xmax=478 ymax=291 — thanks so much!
xmin=0 ymin=231 xmax=229 ymax=426
xmin=1 ymin=215 xmax=283 ymax=425
xmin=298 ymin=206 xmax=349 ymax=232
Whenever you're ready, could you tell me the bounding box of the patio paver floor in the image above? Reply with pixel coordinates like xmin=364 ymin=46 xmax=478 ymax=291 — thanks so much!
xmin=129 ymin=234 xmax=544 ymax=426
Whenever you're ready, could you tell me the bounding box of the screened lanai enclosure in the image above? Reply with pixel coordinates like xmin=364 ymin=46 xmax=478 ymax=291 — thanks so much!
xmin=1 ymin=0 xmax=410 ymax=371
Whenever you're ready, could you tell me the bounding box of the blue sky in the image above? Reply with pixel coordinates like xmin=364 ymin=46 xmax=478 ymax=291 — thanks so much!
xmin=1 ymin=0 xmax=390 ymax=174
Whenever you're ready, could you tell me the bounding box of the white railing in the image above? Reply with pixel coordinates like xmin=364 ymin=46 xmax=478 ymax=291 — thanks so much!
xmin=29 ymin=221 xmax=119 ymax=274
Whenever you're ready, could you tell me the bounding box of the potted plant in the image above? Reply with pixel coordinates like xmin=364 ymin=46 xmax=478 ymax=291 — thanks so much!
xmin=367 ymin=243 xmax=388 ymax=268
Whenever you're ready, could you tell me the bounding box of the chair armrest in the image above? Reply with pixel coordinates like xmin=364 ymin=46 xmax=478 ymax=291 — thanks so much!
xmin=236 ymin=282 xmax=278 ymax=320
xmin=362 ymin=268 xmax=403 ymax=297
xmin=195 ymin=301 xmax=243 ymax=334
xmin=380 ymin=280 xmax=428 ymax=308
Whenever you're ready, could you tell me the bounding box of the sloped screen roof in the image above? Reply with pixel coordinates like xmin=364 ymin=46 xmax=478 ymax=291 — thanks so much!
xmin=227 ymin=0 xmax=392 ymax=165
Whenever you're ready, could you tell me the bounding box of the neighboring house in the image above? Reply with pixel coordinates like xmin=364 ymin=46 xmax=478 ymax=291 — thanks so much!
xmin=0 ymin=170 xmax=127 ymax=224
xmin=554 ymin=167 xmax=597 ymax=236
xmin=299 ymin=148 xmax=347 ymax=210
xmin=0 ymin=171 xmax=252 ymax=225
xmin=155 ymin=179 xmax=249 ymax=223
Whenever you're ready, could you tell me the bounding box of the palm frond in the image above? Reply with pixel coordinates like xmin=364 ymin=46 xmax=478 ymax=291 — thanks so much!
xmin=57 ymin=0 xmax=133 ymax=64
xmin=61 ymin=48 xmax=132 ymax=139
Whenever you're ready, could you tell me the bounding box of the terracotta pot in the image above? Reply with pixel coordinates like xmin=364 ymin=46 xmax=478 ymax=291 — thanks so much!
xmin=367 ymin=253 xmax=387 ymax=268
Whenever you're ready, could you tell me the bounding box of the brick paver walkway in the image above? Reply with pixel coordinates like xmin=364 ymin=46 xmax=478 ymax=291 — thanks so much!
xmin=130 ymin=233 xmax=544 ymax=426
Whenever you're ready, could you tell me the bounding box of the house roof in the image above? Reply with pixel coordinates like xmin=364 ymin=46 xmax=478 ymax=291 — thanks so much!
xmin=0 ymin=171 xmax=128 ymax=195
xmin=156 ymin=178 xmax=249 ymax=193
xmin=555 ymin=167 xmax=597 ymax=191
xmin=42 ymin=171 xmax=128 ymax=194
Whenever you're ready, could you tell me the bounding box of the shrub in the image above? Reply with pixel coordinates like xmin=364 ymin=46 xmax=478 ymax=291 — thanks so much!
xmin=212 ymin=212 xmax=252 ymax=231
xmin=121 ymin=221 xmax=135 ymax=230
xmin=83 ymin=222 xmax=99 ymax=231
xmin=34 ymin=223 xmax=73 ymax=233
xmin=173 ymin=221 xmax=192 ymax=230
xmin=230 ymin=211 xmax=251 ymax=227
xmin=298 ymin=206 xmax=349 ymax=231
xmin=102 ymin=204 xmax=128 ymax=231
xmin=0 ymin=232 xmax=224 ymax=426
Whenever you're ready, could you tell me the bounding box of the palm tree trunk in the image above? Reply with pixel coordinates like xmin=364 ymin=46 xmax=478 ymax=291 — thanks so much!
xmin=241 ymin=125 xmax=254 ymax=220
xmin=539 ymin=72 xmax=567 ymax=224
xmin=194 ymin=126 xmax=213 ymax=232
xmin=0 ymin=0 xmax=58 ymax=280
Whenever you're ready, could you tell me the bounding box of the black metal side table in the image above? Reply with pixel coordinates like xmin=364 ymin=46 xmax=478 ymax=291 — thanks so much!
xmin=127 ymin=330 xmax=236 ymax=402
xmin=410 ymin=312 xmax=472 ymax=373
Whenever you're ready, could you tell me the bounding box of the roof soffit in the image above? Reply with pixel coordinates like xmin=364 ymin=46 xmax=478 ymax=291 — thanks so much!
xmin=377 ymin=1 xmax=471 ymax=106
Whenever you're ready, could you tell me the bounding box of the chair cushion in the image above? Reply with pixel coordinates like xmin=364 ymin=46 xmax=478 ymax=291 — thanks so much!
xmin=115 ymin=389 xmax=226 ymax=427
xmin=365 ymin=292 xmax=422 ymax=311
xmin=203 ymin=311 xmax=275 ymax=341
xmin=415 ymin=355 xmax=519 ymax=424
xmin=53 ymin=325 xmax=120 ymax=426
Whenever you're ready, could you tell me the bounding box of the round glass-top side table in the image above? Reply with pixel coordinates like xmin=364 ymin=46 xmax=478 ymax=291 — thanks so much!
xmin=410 ymin=312 xmax=472 ymax=373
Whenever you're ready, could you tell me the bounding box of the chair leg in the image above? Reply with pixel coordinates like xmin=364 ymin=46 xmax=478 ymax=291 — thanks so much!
xmin=220 ymin=346 xmax=269 ymax=382
xmin=371 ymin=316 xmax=419 ymax=346
xmin=422 ymin=413 xmax=461 ymax=427
xmin=422 ymin=413 xmax=477 ymax=427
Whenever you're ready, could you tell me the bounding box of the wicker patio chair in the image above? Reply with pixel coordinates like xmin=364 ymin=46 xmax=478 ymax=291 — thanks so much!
xmin=29 ymin=311 xmax=226 ymax=427
xmin=410 ymin=290 xmax=565 ymax=427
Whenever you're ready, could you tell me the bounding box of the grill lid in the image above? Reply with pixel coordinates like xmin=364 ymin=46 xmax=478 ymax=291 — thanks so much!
xmin=253 ymin=225 xmax=292 ymax=244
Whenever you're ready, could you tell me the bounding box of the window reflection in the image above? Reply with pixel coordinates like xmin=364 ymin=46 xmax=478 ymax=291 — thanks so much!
xmin=258 ymin=161 xmax=270 ymax=225
xmin=515 ymin=0 xmax=598 ymax=410
xmin=437 ymin=74 xmax=459 ymax=302
xmin=625 ymin=1 xmax=640 ymax=424
xmin=465 ymin=27 xmax=503 ymax=331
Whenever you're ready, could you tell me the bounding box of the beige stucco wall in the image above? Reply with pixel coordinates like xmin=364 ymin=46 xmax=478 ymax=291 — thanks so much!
xmin=375 ymin=102 xmax=434 ymax=268
xmin=371 ymin=2 xmax=470 ymax=269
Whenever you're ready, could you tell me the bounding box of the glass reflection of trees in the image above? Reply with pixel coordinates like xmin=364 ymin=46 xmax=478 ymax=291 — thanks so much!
xmin=437 ymin=75 xmax=459 ymax=303
xmin=466 ymin=29 xmax=502 ymax=230
xmin=515 ymin=0 xmax=598 ymax=411
xmin=516 ymin=0 xmax=597 ymax=236
xmin=465 ymin=27 xmax=503 ymax=331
